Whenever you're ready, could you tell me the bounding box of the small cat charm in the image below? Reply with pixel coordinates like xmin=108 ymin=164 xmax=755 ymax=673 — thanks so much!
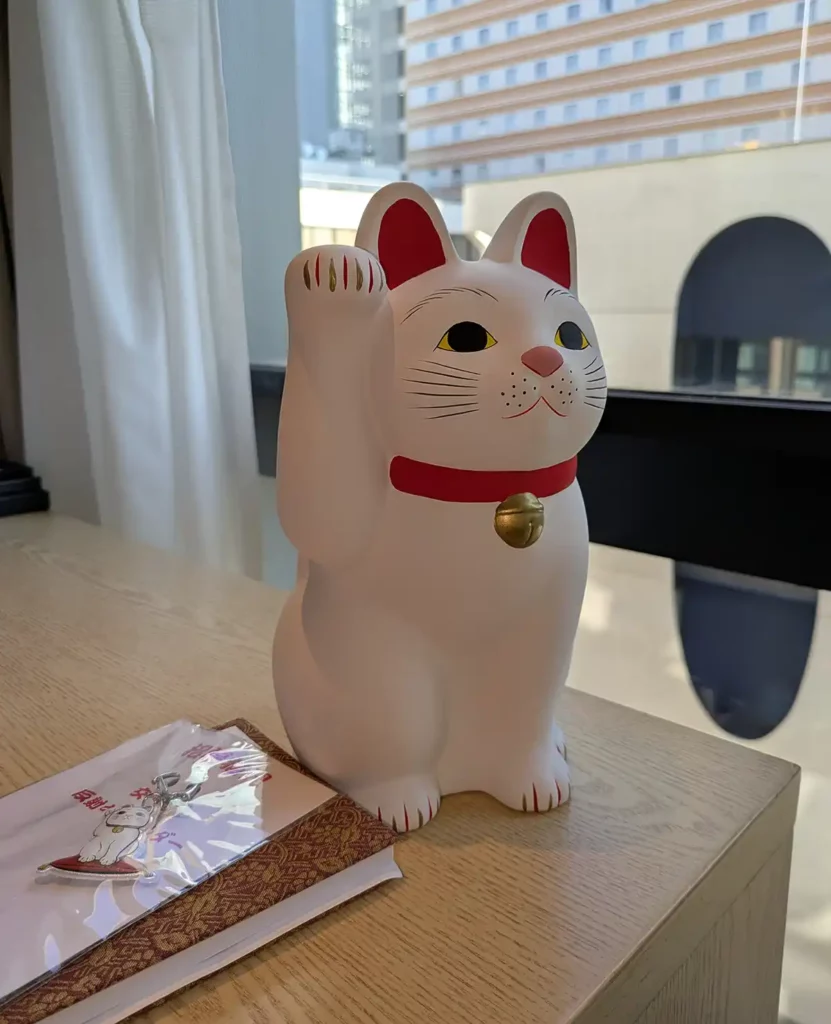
xmin=273 ymin=183 xmax=606 ymax=831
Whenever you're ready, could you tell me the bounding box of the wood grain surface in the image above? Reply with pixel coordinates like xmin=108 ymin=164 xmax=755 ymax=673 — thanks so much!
xmin=0 ymin=515 xmax=800 ymax=1023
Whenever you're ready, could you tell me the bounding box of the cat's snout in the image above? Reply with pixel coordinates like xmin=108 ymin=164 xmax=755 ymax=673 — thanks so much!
xmin=521 ymin=346 xmax=564 ymax=378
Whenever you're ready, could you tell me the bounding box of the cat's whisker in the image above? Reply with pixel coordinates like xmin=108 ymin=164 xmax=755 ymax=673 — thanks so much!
xmin=584 ymin=401 xmax=605 ymax=410
xmin=413 ymin=402 xmax=479 ymax=410
xmin=425 ymin=407 xmax=480 ymax=420
xmin=403 ymin=378 xmax=479 ymax=390
xmin=585 ymin=385 xmax=607 ymax=391
xmin=423 ymin=360 xmax=480 ymax=376
xmin=406 ymin=391 xmax=478 ymax=397
xmin=411 ymin=367 xmax=480 ymax=383
xmin=586 ymin=368 xmax=606 ymax=378
xmin=584 ymin=354 xmax=600 ymax=372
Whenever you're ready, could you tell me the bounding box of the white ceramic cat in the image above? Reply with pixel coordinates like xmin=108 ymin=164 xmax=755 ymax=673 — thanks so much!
xmin=273 ymin=183 xmax=606 ymax=831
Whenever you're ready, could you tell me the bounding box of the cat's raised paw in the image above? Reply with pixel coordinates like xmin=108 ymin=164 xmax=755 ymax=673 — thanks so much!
xmin=350 ymin=774 xmax=441 ymax=833
xmin=290 ymin=245 xmax=386 ymax=301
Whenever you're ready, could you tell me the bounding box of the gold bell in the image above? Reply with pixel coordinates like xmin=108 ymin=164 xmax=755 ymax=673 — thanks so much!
xmin=494 ymin=492 xmax=545 ymax=549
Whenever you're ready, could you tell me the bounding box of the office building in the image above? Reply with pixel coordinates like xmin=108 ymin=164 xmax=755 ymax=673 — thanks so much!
xmin=404 ymin=0 xmax=831 ymax=188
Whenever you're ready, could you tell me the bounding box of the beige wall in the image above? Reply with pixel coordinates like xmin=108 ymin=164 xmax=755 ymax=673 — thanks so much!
xmin=464 ymin=139 xmax=831 ymax=391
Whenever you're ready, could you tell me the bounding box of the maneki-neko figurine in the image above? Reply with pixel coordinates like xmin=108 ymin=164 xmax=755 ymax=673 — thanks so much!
xmin=273 ymin=183 xmax=606 ymax=831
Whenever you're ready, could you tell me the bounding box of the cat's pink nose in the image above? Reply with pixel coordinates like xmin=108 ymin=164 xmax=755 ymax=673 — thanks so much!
xmin=521 ymin=346 xmax=564 ymax=377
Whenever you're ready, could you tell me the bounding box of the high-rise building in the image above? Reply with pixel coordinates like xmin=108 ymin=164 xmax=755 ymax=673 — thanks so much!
xmin=404 ymin=0 xmax=831 ymax=190
xmin=295 ymin=0 xmax=339 ymax=152
xmin=334 ymin=0 xmax=407 ymax=164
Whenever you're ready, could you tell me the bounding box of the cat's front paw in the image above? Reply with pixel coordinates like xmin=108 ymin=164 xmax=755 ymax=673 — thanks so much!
xmin=287 ymin=245 xmax=387 ymax=309
xmin=350 ymin=774 xmax=441 ymax=833
xmin=489 ymin=747 xmax=571 ymax=813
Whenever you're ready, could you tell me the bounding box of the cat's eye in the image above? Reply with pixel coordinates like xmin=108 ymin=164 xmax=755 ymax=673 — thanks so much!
xmin=554 ymin=321 xmax=590 ymax=351
xmin=437 ymin=321 xmax=498 ymax=353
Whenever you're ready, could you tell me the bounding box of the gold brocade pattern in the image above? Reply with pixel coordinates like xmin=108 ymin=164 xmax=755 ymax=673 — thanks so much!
xmin=1 ymin=721 xmax=397 ymax=1024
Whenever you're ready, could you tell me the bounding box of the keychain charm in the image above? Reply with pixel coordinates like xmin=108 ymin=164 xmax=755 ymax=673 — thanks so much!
xmin=37 ymin=772 xmax=201 ymax=882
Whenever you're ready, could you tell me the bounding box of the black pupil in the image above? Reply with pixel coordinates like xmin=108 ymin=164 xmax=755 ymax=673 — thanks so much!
xmin=446 ymin=321 xmax=488 ymax=352
xmin=558 ymin=321 xmax=584 ymax=350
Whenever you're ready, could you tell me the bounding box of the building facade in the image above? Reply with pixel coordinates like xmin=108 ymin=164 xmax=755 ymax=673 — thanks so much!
xmin=334 ymin=0 xmax=407 ymax=164
xmin=295 ymin=0 xmax=339 ymax=151
xmin=404 ymin=0 xmax=831 ymax=189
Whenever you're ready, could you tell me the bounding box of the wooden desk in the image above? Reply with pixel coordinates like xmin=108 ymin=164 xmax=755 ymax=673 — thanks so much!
xmin=0 ymin=515 xmax=799 ymax=1024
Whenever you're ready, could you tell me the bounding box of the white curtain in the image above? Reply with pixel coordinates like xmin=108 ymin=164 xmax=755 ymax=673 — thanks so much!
xmin=31 ymin=0 xmax=261 ymax=576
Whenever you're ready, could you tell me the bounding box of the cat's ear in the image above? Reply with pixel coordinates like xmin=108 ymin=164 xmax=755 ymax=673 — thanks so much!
xmin=483 ymin=193 xmax=577 ymax=295
xmin=356 ymin=183 xmax=457 ymax=290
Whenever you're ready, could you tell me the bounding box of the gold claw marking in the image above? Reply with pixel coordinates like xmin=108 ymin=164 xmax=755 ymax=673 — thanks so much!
xmin=329 ymin=258 xmax=337 ymax=292
xmin=356 ymin=260 xmax=364 ymax=291
xmin=302 ymin=261 xmax=311 ymax=290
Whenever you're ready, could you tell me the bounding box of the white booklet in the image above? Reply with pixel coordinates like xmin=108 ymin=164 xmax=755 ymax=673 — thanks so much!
xmin=0 ymin=721 xmax=400 ymax=1024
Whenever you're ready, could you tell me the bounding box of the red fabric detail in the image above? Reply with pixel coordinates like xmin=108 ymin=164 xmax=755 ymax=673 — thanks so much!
xmin=521 ymin=346 xmax=564 ymax=377
xmin=378 ymin=199 xmax=446 ymax=290
xmin=389 ymin=456 xmax=577 ymax=503
xmin=521 ymin=208 xmax=571 ymax=290
xmin=47 ymin=855 xmax=140 ymax=875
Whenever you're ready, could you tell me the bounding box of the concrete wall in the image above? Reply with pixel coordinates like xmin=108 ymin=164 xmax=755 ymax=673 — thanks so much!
xmin=463 ymin=140 xmax=831 ymax=391
xmin=218 ymin=0 xmax=301 ymax=366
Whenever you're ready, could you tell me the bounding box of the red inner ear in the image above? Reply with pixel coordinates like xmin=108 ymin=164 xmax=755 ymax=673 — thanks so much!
xmin=520 ymin=208 xmax=572 ymax=290
xmin=378 ymin=198 xmax=446 ymax=290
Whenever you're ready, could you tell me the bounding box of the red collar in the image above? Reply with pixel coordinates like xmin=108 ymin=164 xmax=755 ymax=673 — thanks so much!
xmin=389 ymin=456 xmax=577 ymax=503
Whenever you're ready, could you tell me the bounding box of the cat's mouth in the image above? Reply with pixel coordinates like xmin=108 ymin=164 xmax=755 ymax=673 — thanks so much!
xmin=503 ymin=397 xmax=566 ymax=420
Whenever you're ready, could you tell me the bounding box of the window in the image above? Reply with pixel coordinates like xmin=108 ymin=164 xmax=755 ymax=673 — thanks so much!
xmin=505 ymin=112 xmax=517 ymax=130
xmin=633 ymin=38 xmax=647 ymax=59
xmin=567 ymin=3 xmax=581 ymax=22
xmin=451 ymin=167 xmax=462 ymax=185
xmin=628 ymin=141 xmax=643 ymax=161
xmin=478 ymin=119 xmax=489 ymax=135
xmin=600 ymin=0 xmax=613 ymax=12
xmin=796 ymin=1 xmax=817 ymax=24
xmin=669 ymin=30 xmax=684 ymax=52
xmin=426 ymin=127 xmax=437 ymax=145
xmin=562 ymin=150 xmax=575 ymax=166
xmin=598 ymin=46 xmax=612 ymax=67
xmin=534 ymin=154 xmax=546 ymax=173
xmin=664 ymin=137 xmax=679 ymax=158
xmin=507 ymin=19 xmax=519 ymax=38
xmin=596 ymin=97 xmax=611 ymax=117
xmin=429 ymin=169 xmax=439 ymax=181
xmin=595 ymin=146 xmax=609 ymax=164
xmin=707 ymin=21 xmax=724 ymax=43
xmin=535 ymin=11 xmax=549 ymax=30
xmin=426 ymin=41 xmax=438 ymax=59
xmin=535 ymin=60 xmax=548 ymax=79
xmin=451 ymin=0 xmax=462 ymax=6
xmin=564 ymin=102 xmax=578 ymax=122
xmin=792 ymin=59 xmax=811 ymax=85
xmin=478 ymin=27 xmax=490 ymax=45
xmin=534 ymin=108 xmax=547 ymax=126
xmin=741 ymin=126 xmax=760 ymax=143
xmin=630 ymin=90 xmax=645 ymax=110
xmin=426 ymin=0 xmax=437 ymax=12
xmin=668 ymin=83 xmax=682 ymax=103
xmin=566 ymin=53 xmax=579 ymax=73
xmin=705 ymin=77 xmax=720 ymax=100
xmin=451 ymin=123 xmax=462 ymax=141
xmin=397 ymin=92 xmax=405 ymax=118
xmin=453 ymin=79 xmax=463 ymax=96
xmin=426 ymin=85 xmax=438 ymax=103
xmin=745 ymin=69 xmax=763 ymax=91
xmin=476 ymin=163 xmax=488 ymax=180
xmin=703 ymin=129 xmax=719 ymax=149
xmin=397 ymin=5 xmax=405 ymax=33
xmin=506 ymin=66 xmax=518 ymax=86
xmin=452 ymin=34 xmax=463 ymax=52
xmin=749 ymin=12 xmax=767 ymax=35
xmin=477 ymin=73 xmax=490 ymax=90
